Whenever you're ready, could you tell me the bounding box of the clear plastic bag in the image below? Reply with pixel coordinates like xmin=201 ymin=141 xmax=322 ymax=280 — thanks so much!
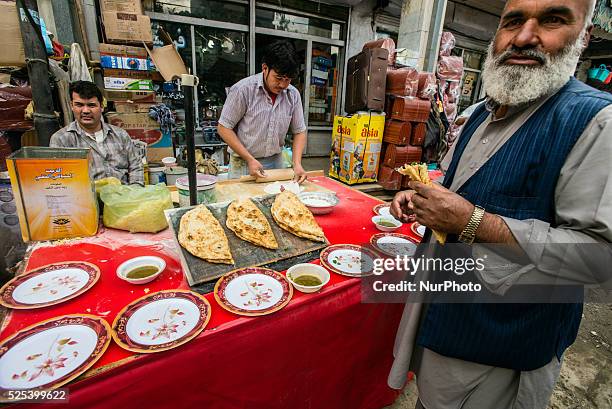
xmin=99 ymin=184 xmax=173 ymax=233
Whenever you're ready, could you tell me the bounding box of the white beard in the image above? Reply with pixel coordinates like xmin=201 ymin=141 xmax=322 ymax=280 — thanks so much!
xmin=481 ymin=33 xmax=587 ymax=106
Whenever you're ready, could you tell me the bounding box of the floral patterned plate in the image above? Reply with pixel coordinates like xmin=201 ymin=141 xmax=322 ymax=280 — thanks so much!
xmin=214 ymin=267 xmax=292 ymax=317
xmin=372 ymin=203 xmax=391 ymax=216
xmin=410 ymin=223 xmax=427 ymax=238
xmin=319 ymin=244 xmax=378 ymax=277
xmin=370 ymin=233 xmax=418 ymax=258
xmin=112 ymin=290 xmax=211 ymax=353
xmin=373 ymin=204 xmax=416 ymax=222
xmin=0 ymin=315 xmax=111 ymax=395
xmin=0 ymin=262 xmax=100 ymax=309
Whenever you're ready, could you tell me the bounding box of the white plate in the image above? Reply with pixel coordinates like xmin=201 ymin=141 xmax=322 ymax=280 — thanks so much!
xmin=320 ymin=245 xmax=377 ymax=277
xmin=378 ymin=207 xmax=391 ymax=217
xmin=263 ymin=181 xmax=303 ymax=195
xmin=373 ymin=234 xmax=417 ymax=257
xmin=224 ymin=273 xmax=284 ymax=311
xmin=125 ymin=298 xmax=201 ymax=346
xmin=12 ymin=269 xmax=90 ymax=305
xmin=0 ymin=315 xmax=110 ymax=392
xmin=214 ymin=268 xmax=293 ymax=316
xmin=112 ymin=290 xmax=211 ymax=353
xmin=0 ymin=262 xmax=100 ymax=309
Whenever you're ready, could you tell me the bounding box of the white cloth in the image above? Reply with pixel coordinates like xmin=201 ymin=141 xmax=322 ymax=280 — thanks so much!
xmin=69 ymin=43 xmax=92 ymax=82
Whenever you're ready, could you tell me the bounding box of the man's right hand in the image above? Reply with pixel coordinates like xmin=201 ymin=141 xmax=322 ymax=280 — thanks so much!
xmin=390 ymin=190 xmax=416 ymax=223
xmin=247 ymin=158 xmax=266 ymax=178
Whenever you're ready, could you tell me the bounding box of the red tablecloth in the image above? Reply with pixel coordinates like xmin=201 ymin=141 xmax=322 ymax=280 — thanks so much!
xmin=1 ymin=177 xmax=418 ymax=409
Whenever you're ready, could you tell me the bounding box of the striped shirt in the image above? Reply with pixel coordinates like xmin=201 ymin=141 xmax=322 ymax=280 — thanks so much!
xmin=50 ymin=120 xmax=144 ymax=185
xmin=219 ymin=72 xmax=307 ymax=158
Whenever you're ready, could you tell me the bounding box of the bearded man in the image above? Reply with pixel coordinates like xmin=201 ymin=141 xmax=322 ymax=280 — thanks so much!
xmin=388 ymin=1 xmax=612 ymax=408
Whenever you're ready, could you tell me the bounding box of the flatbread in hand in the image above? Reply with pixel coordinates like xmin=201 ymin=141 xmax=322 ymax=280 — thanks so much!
xmin=397 ymin=163 xmax=447 ymax=244
xmin=226 ymin=199 xmax=278 ymax=249
xmin=271 ymin=191 xmax=326 ymax=242
xmin=178 ymin=205 xmax=234 ymax=264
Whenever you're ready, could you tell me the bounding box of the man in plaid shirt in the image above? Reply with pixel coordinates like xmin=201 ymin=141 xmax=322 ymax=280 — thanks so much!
xmin=50 ymin=81 xmax=144 ymax=185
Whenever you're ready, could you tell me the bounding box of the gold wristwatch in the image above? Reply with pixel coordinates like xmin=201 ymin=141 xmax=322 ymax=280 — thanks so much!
xmin=458 ymin=205 xmax=485 ymax=244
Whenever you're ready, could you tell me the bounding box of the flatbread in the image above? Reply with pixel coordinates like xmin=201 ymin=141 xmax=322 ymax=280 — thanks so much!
xmin=397 ymin=163 xmax=447 ymax=244
xmin=178 ymin=205 xmax=234 ymax=264
xmin=271 ymin=191 xmax=326 ymax=242
xmin=226 ymin=199 xmax=278 ymax=249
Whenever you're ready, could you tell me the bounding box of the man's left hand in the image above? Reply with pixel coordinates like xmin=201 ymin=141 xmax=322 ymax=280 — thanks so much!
xmin=293 ymin=164 xmax=307 ymax=184
xmin=408 ymin=181 xmax=474 ymax=235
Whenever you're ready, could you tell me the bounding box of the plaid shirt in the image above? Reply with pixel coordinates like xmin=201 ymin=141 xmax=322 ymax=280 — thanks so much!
xmin=50 ymin=120 xmax=144 ymax=185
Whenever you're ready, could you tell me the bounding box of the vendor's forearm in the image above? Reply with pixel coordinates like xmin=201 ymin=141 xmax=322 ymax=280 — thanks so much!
xmin=292 ymin=132 xmax=306 ymax=166
xmin=475 ymin=212 xmax=517 ymax=245
xmin=217 ymin=124 xmax=255 ymax=162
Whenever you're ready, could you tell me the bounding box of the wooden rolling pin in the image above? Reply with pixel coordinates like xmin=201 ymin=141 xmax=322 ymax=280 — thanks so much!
xmin=239 ymin=168 xmax=295 ymax=183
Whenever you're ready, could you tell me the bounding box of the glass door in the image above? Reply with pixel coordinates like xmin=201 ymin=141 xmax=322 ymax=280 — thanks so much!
xmin=309 ymin=43 xmax=339 ymax=126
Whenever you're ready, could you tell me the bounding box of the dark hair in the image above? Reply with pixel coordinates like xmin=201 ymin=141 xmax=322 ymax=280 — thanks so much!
xmin=69 ymin=81 xmax=103 ymax=103
xmin=261 ymin=40 xmax=300 ymax=79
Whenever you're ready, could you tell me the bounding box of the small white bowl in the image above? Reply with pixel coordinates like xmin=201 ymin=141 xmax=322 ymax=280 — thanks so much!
xmin=298 ymin=192 xmax=339 ymax=215
xmin=116 ymin=256 xmax=166 ymax=285
xmin=161 ymin=157 xmax=177 ymax=167
xmin=372 ymin=215 xmax=402 ymax=232
xmin=286 ymin=264 xmax=330 ymax=293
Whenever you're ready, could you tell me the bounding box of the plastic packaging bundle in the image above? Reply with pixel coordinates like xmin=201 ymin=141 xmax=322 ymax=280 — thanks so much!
xmin=445 ymin=81 xmax=461 ymax=103
xmin=363 ymin=38 xmax=396 ymax=66
xmin=437 ymin=56 xmax=464 ymax=81
xmin=444 ymin=103 xmax=458 ymax=123
xmin=386 ymin=68 xmax=419 ymax=97
xmin=417 ymin=73 xmax=437 ymax=100
xmin=100 ymin=183 xmax=173 ymax=233
xmin=438 ymin=32 xmax=456 ymax=57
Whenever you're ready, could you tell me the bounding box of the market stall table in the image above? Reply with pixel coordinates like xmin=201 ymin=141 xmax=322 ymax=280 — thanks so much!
xmin=0 ymin=177 xmax=421 ymax=409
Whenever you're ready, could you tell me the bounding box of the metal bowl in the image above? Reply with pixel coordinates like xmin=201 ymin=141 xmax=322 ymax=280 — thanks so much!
xmin=298 ymin=192 xmax=339 ymax=215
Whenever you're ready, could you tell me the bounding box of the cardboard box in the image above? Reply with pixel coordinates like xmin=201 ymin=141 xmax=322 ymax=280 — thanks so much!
xmin=147 ymin=147 xmax=174 ymax=163
xmin=144 ymin=28 xmax=188 ymax=81
xmin=104 ymin=77 xmax=154 ymax=90
xmin=104 ymin=89 xmax=156 ymax=103
xmin=106 ymin=113 xmax=171 ymax=148
xmin=329 ymin=112 xmax=385 ymax=185
xmin=99 ymin=43 xmax=148 ymax=58
xmin=103 ymin=12 xmax=153 ymax=45
xmin=0 ymin=1 xmax=26 ymax=66
xmin=100 ymin=0 xmax=143 ymax=14
xmin=114 ymin=102 xmax=156 ymax=114
xmin=7 ymin=147 xmax=98 ymax=242
xmin=100 ymin=55 xmax=154 ymax=71
xmin=103 ymin=68 xmax=164 ymax=82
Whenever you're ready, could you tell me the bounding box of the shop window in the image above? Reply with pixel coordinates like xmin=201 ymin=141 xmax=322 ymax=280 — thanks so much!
xmin=309 ymin=44 xmax=339 ymax=126
xmin=194 ymin=27 xmax=248 ymax=118
xmin=256 ymin=8 xmax=343 ymax=40
xmin=257 ymin=0 xmax=349 ymax=21
xmin=146 ymin=0 xmax=248 ymax=25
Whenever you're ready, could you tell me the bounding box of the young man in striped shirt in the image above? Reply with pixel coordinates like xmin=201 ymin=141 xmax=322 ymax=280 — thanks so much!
xmin=218 ymin=41 xmax=308 ymax=183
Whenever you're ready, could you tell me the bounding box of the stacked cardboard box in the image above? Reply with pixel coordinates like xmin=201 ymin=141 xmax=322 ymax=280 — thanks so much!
xmin=328 ymin=112 xmax=385 ymax=185
xmin=330 ymin=40 xmax=394 ymax=185
xmin=101 ymin=1 xmax=152 ymax=45
xmin=99 ymin=1 xmax=172 ymax=162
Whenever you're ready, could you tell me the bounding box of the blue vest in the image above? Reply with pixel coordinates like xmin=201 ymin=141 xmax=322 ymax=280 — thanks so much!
xmin=418 ymin=78 xmax=612 ymax=371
